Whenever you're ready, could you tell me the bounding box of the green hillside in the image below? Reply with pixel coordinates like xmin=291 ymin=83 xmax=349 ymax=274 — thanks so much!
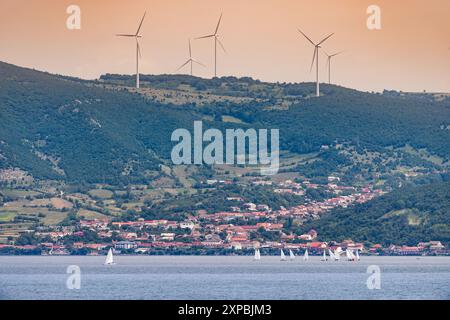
xmin=0 ymin=62 xmax=198 ymax=183
xmin=1 ymin=61 xmax=449 ymax=184
xmin=302 ymin=178 xmax=450 ymax=245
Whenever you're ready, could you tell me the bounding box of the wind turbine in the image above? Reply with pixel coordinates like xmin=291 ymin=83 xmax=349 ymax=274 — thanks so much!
xmin=176 ymin=39 xmax=206 ymax=76
xmin=298 ymin=29 xmax=334 ymax=97
xmin=116 ymin=11 xmax=146 ymax=89
xmin=324 ymin=51 xmax=343 ymax=84
xmin=196 ymin=13 xmax=226 ymax=77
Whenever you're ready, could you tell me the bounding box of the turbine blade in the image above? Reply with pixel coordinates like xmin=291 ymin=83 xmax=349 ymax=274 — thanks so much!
xmin=310 ymin=47 xmax=317 ymax=72
xmin=215 ymin=13 xmax=223 ymax=35
xmin=192 ymin=59 xmax=206 ymax=67
xmin=189 ymin=39 xmax=192 ymax=58
xmin=217 ymin=37 xmax=226 ymax=53
xmin=317 ymin=33 xmax=334 ymax=46
xmin=297 ymin=29 xmax=315 ymax=46
xmin=330 ymin=51 xmax=343 ymax=57
xmin=136 ymin=11 xmax=147 ymax=35
xmin=116 ymin=34 xmax=136 ymax=37
xmin=196 ymin=34 xmax=215 ymax=39
xmin=176 ymin=60 xmax=191 ymax=72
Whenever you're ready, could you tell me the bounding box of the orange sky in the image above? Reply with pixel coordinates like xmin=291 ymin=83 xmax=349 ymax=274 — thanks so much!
xmin=0 ymin=0 xmax=449 ymax=92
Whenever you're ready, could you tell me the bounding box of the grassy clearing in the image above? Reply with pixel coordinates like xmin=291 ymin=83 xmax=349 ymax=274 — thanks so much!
xmin=222 ymin=115 xmax=247 ymax=124
xmin=398 ymin=144 xmax=446 ymax=166
xmin=381 ymin=209 xmax=423 ymax=226
xmin=41 ymin=210 xmax=68 ymax=225
xmin=77 ymin=209 xmax=109 ymax=221
xmin=88 ymin=189 xmax=114 ymax=199
xmin=0 ymin=204 xmax=67 ymax=226
xmin=0 ymin=189 xmax=42 ymax=199
xmin=172 ymin=166 xmax=196 ymax=189
xmin=0 ymin=212 xmax=16 ymax=222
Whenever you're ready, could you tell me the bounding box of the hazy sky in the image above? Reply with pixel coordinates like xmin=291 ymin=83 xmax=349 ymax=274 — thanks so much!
xmin=1 ymin=0 xmax=449 ymax=92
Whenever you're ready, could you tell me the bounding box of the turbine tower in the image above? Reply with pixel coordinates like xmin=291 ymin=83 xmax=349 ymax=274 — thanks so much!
xmin=116 ymin=11 xmax=146 ymax=89
xmin=324 ymin=51 xmax=343 ymax=84
xmin=196 ymin=13 xmax=226 ymax=77
xmin=298 ymin=29 xmax=334 ymax=97
xmin=176 ymin=39 xmax=206 ymax=76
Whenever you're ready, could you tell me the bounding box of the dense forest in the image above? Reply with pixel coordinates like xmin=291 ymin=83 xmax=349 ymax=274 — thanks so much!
xmin=1 ymin=61 xmax=449 ymax=184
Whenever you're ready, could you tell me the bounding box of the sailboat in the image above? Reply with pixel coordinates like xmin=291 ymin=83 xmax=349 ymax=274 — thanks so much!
xmin=356 ymin=249 xmax=360 ymax=261
xmin=350 ymin=250 xmax=357 ymax=261
xmin=328 ymin=249 xmax=335 ymax=261
xmin=334 ymin=247 xmax=342 ymax=261
xmin=303 ymin=248 xmax=309 ymax=261
xmin=346 ymin=249 xmax=356 ymax=261
xmin=345 ymin=249 xmax=351 ymax=261
xmin=104 ymin=248 xmax=115 ymax=265
xmin=289 ymin=249 xmax=295 ymax=261
xmin=254 ymin=249 xmax=261 ymax=261
xmin=321 ymin=250 xmax=328 ymax=261
xmin=280 ymin=249 xmax=287 ymax=261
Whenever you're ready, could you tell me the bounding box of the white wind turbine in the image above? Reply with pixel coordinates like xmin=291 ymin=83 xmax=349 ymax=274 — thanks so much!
xmin=298 ymin=29 xmax=334 ymax=97
xmin=116 ymin=11 xmax=147 ymax=89
xmin=196 ymin=13 xmax=226 ymax=77
xmin=324 ymin=51 xmax=343 ymax=84
xmin=176 ymin=39 xmax=206 ymax=76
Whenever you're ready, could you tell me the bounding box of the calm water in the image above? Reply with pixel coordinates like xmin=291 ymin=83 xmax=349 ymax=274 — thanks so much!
xmin=0 ymin=256 xmax=449 ymax=300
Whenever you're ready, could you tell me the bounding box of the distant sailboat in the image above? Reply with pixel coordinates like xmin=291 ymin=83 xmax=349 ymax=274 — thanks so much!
xmin=345 ymin=249 xmax=352 ymax=261
xmin=104 ymin=248 xmax=115 ymax=265
xmin=328 ymin=249 xmax=335 ymax=261
xmin=346 ymin=249 xmax=356 ymax=261
xmin=321 ymin=250 xmax=328 ymax=261
xmin=289 ymin=249 xmax=295 ymax=261
xmin=254 ymin=249 xmax=261 ymax=261
xmin=280 ymin=249 xmax=287 ymax=261
xmin=334 ymin=247 xmax=342 ymax=261
xmin=303 ymin=249 xmax=309 ymax=261
xmin=350 ymin=250 xmax=357 ymax=261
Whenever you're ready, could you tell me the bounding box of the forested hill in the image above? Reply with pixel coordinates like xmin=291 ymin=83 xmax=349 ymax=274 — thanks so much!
xmin=302 ymin=179 xmax=450 ymax=246
xmin=1 ymin=61 xmax=449 ymax=183
xmin=100 ymin=73 xmax=450 ymax=159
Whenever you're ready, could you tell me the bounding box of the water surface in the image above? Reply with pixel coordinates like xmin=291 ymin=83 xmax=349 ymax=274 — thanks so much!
xmin=0 ymin=256 xmax=449 ymax=300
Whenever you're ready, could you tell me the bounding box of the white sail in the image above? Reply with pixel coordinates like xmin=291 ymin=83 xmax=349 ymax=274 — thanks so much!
xmin=334 ymin=248 xmax=341 ymax=261
xmin=328 ymin=249 xmax=335 ymax=260
xmin=345 ymin=249 xmax=351 ymax=261
xmin=280 ymin=249 xmax=287 ymax=261
xmin=254 ymin=249 xmax=261 ymax=260
xmin=104 ymin=248 xmax=115 ymax=265
xmin=303 ymin=249 xmax=309 ymax=261
xmin=346 ymin=249 xmax=356 ymax=261
xmin=289 ymin=249 xmax=295 ymax=261
xmin=356 ymin=249 xmax=360 ymax=261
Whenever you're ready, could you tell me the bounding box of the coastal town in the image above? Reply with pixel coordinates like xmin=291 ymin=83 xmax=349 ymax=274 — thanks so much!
xmin=0 ymin=171 xmax=447 ymax=256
